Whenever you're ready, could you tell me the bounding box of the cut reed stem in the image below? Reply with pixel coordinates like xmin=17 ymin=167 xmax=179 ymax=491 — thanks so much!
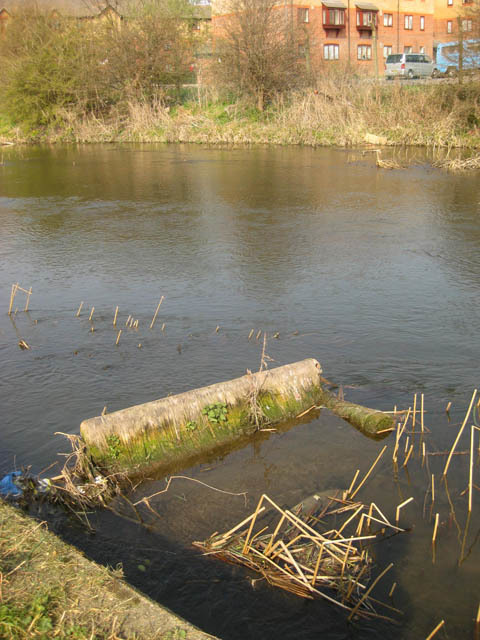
xmin=432 ymin=513 xmax=440 ymax=544
xmin=150 ymin=296 xmax=165 ymax=329
xmin=75 ymin=301 xmax=83 ymax=317
xmin=443 ymin=389 xmax=478 ymax=477
xmin=113 ymin=306 xmax=118 ymax=327
xmin=425 ymin=619 xmax=445 ymax=640
xmin=347 ymin=563 xmax=393 ymax=621
xmin=24 ymin=287 xmax=32 ymax=312
xmin=89 ymin=306 xmax=95 ymax=321
xmin=115 ymin=330 xmax=122 ymax=346
xmin=350 ymin=446 xmax=387 ymax=500
xmin=395 ymin=497 xmax=414 ymax=525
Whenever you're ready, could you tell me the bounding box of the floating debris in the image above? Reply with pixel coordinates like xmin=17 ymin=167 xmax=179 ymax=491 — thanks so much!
xmin=18 ymin=339 xmax=30 ymax=350
xmin=194 ymin=492 xmax=404 ymax=621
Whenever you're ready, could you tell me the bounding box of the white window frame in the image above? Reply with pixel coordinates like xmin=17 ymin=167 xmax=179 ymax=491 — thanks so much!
xmin=419 ymin=45 xmax=425 ymax=54
xmin=447 ymin=19 xmax=452 ymax=32
xmin=357 ymin=44 xmax=372 ymax=60
xmin=447 ymin=0 xmax=453 ymax=5
xmin=462 ymin=18 xmax=472 ymax=31
xmin=404 ymin=15 xmax=413 ymax=30
xmin=298 ymin=7 xmax=309 ymax=23
xmin=383 ymin=13 xmax=393 ymax=27
xmin=420 ymin=16 xmax=425 ymax=30
xmin=324 ymin=43 xmax=339 ymax=60
xmin=404 ymin=46 xmax=413 ymax=53
xmin=383 ymin=45 xmax=392 ymax=58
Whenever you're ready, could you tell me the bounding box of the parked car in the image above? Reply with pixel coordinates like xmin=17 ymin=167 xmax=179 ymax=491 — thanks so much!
xmin=385 ymin=53 xmax=437 ymax=79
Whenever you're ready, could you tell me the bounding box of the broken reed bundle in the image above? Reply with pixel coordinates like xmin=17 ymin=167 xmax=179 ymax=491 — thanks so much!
xmin=8 ymin=283 xmax=32 ymax=314
xmin=47 ymin=433 xmax=128 ymax=530
xmin=436 ymin=154 xmax=480 ymax=173
xmin=194 ymin=493 xmax=403 ymax=621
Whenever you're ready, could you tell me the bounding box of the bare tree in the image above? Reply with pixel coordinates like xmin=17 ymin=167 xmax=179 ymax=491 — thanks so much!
xmin=213 ymin=0 xmax=306 ymax=110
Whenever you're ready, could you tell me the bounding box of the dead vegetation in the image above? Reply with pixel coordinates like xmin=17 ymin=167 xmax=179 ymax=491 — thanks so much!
xmin=194 ymin=491 xmax=403 ymax=621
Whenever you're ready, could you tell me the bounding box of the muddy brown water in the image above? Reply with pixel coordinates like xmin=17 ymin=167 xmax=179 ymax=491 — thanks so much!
xmin=1 ymin=144 xmax=480 ymax=638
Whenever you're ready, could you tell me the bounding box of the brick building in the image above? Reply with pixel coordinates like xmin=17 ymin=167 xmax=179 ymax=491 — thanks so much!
xmin=212 ymin=0 xmax=435 ymax=71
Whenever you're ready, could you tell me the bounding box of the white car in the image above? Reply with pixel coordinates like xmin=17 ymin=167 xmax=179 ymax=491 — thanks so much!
xmin=385 ymin=53 xmax=437 ymax=79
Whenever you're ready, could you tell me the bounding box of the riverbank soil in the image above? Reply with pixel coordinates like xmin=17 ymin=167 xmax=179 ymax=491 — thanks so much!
xmin=0 ymin=501 xmax=216 ymax=640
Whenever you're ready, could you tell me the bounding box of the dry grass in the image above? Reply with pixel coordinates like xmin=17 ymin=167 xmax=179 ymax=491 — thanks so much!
xmin=0 ymin=502 xmax=208 ymax=639
xmin=22 ymin=78 xmax=479 ymax=151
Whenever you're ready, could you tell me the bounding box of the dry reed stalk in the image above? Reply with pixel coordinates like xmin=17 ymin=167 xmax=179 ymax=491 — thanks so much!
xmin=256 ymin=330 xmax=262 ymax=340
xmin=425 ymin=620 xmax=445 ymax=639
xmin=248 ymin=329 xmax=254 ymax=340
xmin=347 ymin=563 xmax=393 ymax=621
xmin=101 ymin=406 xmax=107 ymax=416
xmin=161 ymin=323 xmax=166 ymax=331
xmin=75 ymin=301 xmax=83 ymax=317
xmin=350 ymin=446 xmax=387 ymax=500
xmin=215 ymin=325 xmax=220 ymax=333
xmin=469 ymin=426 xmax=480 ymax=512
xmin=395 ymin=497 xmax=414 ymax=525
xmin=432 ymin=513 xmax=440 ymax=544
xmin=113 ymin=306 xmax=118 ymax=327
xmin=475 ymin=603 xmax=480 ymax=640
xmin=446 ymin=401 xmax=452 ymax=413
xmin=24 ymin=286 xmax=32 ymax=312
xmin=422 ymin=442 xmax=426 ymax=464
xmin=405 ymin=436 xmax=410 ymax=454
xmin=125 ymin=315 xmax=131 ymax=326
xmin=403 ymin=444 xmax=414 ymax=468
xmin=421 ymin=394 xmax=424 ymax=433
xmin=412 ymin=394 xmax=417 ymax=431
xmin=242 ymin=495 xmax=265 ymax=555
xmin=115 ymin=330 xmax=122 ymax=346
xmin=443 ymin=389 xmax=478 ymax=477
xmin=89 ymin=307 xmax=94 ymax=321
xmin=8 ymin=283 xmax=18 ymax=315
xmin=346 ymin=469 xmax=360 ymax=498
xmin=388 ymin=582 xmax=397 ymax=597
xmin=150 ymin=296 xmax=165 ymax=329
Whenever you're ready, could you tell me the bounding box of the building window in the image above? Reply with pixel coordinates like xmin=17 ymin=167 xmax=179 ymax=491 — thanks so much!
xmin=419 ymin=45 xmax=425 ymax=53
xmin=404 ymin=46 xmax=413 ymax=53
xmin=404 ymin=15 xmax=413 ymax=29
xmin=462 ymin=18 xmax=472 ymax=31
xmin=447 ymin=0 xmax=453 ymax=5
xmin=447 ymin=19 xmax=452 ymax=32
xmin=384 ymin=13 xmax=393 ymax=26
xmin=298 ymin=8 xmax=309 ymax=23
xmin=357 ymin=44 xmax=372 ymax=60
xmin=383 ymin=45 xmax=392 ymax=58
xmin=420 ymin=15 xmax=425 ymax=30
xmin=357 ymin=10 xmax=377 ymax=27
xmin=324 ymin=43 xmax=339 ymax=59
xmin=323 ymin=8 xmax=345 ymax=26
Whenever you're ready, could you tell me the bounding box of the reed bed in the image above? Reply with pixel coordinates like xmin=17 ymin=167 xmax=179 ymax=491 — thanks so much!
xmin=194 ymin=492 xmax=403 ymax=621
xmin=434 ymin=153 xmax=480 ymax=172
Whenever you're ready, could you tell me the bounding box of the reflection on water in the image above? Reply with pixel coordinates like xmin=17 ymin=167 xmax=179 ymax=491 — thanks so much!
xmin=1 ymin=144 xmax=480 ymax=639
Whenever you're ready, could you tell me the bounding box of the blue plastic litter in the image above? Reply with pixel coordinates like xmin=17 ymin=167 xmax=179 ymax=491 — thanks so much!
xmin=0 ymin=471 xmax=23 ymax=497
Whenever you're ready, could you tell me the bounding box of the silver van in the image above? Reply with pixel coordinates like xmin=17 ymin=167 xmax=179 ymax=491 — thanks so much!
xmin=385 ymin=53 xmax=437 ymax=79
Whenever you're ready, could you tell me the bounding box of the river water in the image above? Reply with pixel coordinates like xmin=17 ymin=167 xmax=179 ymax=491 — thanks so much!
xmin=1 ymin=144 xmax=480 ymax=638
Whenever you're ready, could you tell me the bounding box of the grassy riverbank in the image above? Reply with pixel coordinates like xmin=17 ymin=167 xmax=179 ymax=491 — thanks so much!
xmin=2 ymin=80 xmax=480 ymax=149
xmin=0 ymin=501 xmax=215 ymax=640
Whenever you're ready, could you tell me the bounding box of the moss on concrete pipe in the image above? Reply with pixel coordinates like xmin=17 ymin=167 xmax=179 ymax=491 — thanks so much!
xmin=80 ymin=358 xmax=393 ymax=474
